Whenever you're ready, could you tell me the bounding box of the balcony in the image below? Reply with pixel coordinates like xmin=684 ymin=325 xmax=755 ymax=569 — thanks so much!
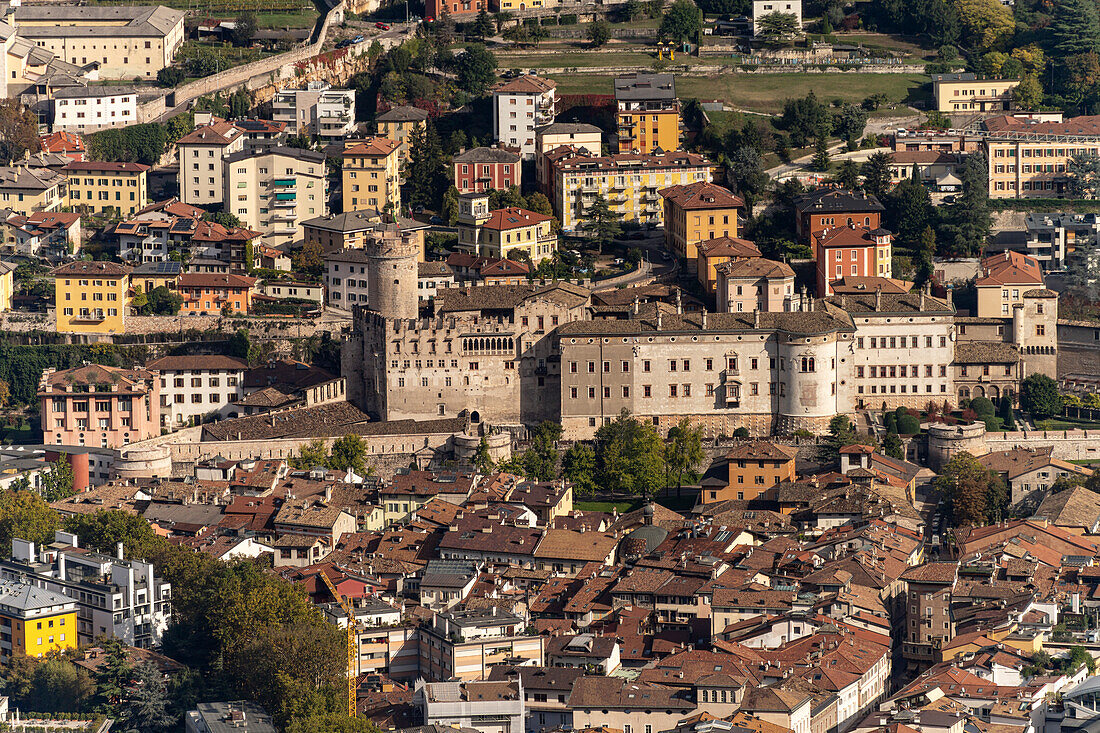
xmin=273 ymin=178 xmax=296 ymax=188
xmin=72 ymin=310 xmax=106 ymax=322
xmin=272 ymin=209 xmax=298 ymax=221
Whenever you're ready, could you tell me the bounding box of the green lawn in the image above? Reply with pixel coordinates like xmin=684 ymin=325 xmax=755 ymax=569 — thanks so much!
xmin=547 ymin=72 xmax=929 ymax=114
xmin=256 ymin=7 xmax=318 ymax=28
xmin=575 ymin=499 xmax=642 ymax=513
xmin=1043 ymin=419 xmax=1100 ymax=431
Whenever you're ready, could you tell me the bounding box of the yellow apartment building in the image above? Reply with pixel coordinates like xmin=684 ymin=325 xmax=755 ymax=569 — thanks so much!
xmin=984 ymin=114 xmax=1100 ymax=198
xmin=342 ymin=137 xmax=401 ymax=214
xmin=376 ymin=106 xmax=428 ymax=164
xmin=0 ymin=262 xmax=13 ymax=312
xmin=52 ymin=260 xmax=131 ymax=334
xmin=696 ymin=236 xmax=761 ymax=294
xmin=931 ymin=73 xmax=1018 ymax=113
xmin=0 ymin=579 xmax=79 ymax=660
xmin=549 ymin=148 xmax=715 ymax=233
xmin=457 ymin=203 xmax=557 ymax=263
xmin=615 ymin=73 xmax=682 ymax=154
xmin=13 ymin=5 xmax=186 ymax=80
xmin=660 ymin=181 xmax=745 ymax=274
xmin=64 ymin=161 xmax=149 ymax=217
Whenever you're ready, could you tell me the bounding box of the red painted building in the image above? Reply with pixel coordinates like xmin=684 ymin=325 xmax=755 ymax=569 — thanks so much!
xmin=793 ymin=188 xmax=885 ymax=245
xmin=452 ymin=146 xmax=522 ymax=193
xmin=814 ymin=224 xmax=893 ymax=297
xmin=426 ymin=0 xmax=484 ymax=19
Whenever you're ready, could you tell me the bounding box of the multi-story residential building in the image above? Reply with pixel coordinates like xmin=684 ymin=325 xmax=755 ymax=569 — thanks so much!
xmin=416 ymin=678 xmax=526 ymax=733
xmin=342 ymin=137 xmax=401 ymax=214
xmin=131 ymin=261 xmax=180 ymax=296
xmin=457 ymin=201 xmax=556 ymax=263
xmin=272 ymin=82 xmax=355 ymax=139
xmin=261 ymin=280 xmax=321 ymax=304
xmin=704 ymin=440 xmax=798 ymax=504
xmin=177 ymin=121 xmax=246 ymax=206
xmin=425 ymin=0 xmax=486 ymax=19
xmin=715 ymin=258 xmax=795 ymax=314
xmin=1022 ymin=212 xmax=1100 ymax=270
xmin=52 ymin=86 xmax=138 ymax=132
xmin=975 ymin=250 xmax=1045 ymax=318
xmin=983 ymin=113 xmax=1100 ymax=198
xmin=492 ymin=75 xmax=556 ymax=159
xmin=753 ymin=0 xmax=803 ymax=35
xmin=888 ymin=150 xmax=966 ymax=190
xmin=697 ymin=236 xmax=760 ymax=294
xmin=549 ymin=147 xmax=715 ymax=232
xmin=0 ymin=579 xmax=78 ymax=660
xmin=793 ymin=188 xmax=884 ymax=245
xmin=115 ymin=213 xmax=260 ymax=271
xmin=814 ymin=224 xmax=893 ymax=297
xmin=324 ymin=248 xmax=373 ymax=309
xmin=380 ymin=470 xmax=475 ymax=526
xmin=13 ymin=5 xmax=186 ymax=79
xmin=224 ymin=147 xmax=327 ymax=247
xmin=0 ymin=166 xmax=66 ymax=216
xmin=453 ymin=147 xmax=522 ymax=193
xmin=376 ymin=105 xmax=428 ymax=164
xmin=39 ymin=363 xmax=160 ymax=449
xmin=978 ymin=447 xmax=1094 ymax=506
xmin=234 ymin=119 xmax=289 ymax=153
xmin=177 ymin=272 xmax=256 ymax=315
xmin=899 ymin=561 xmax=958 ymax=674
xmin=535 ymin=122 xmax=602 ymax=191
xmin=418 ymin=609 xmax=545 ymax=681
xmin=52 ymin=260 xmax=130 ymax=334
xmin=418 ymin=261 xmax=456 ymax=300
xmin=661 ymin=181 xmax=744 ymax=275
xmin=2 ymin=210 xmax=82 ymax=258
xmin=931 ymin=72 xmax=1018 ymax=113
xmin=147 ymin=354 xmax=248 ymax=428
xmin=4 ymin=532 xmax=172 ymax=648
xmin=324 ymin=602 xmax=420 ymax=679
xmin=836 ymin=289 xmax=957 ymax=411
xmin=570 ymin=678 xmax=695 ymax=733
xmin=65 ymin=160 xmax=149 ymax=216
xmin=0 ymin=261 xmax=12 ymax=312
xmin=304 ymin=210 xmax=426 ymax=254
xmin=615 ymin=73 xmax=681 ymax=154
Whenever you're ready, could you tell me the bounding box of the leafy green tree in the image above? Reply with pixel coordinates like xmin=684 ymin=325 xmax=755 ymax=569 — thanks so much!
xmin=944 ymin=151 xmax=990 ymax=257
xmin=818 ymin=414 xmax=873 ymax=465
xmin=40 ymin=454 xmax=74 ymax=502
xmin=93 ymin=639 xmax=134 ymax=715
xmin=292 ymin=241 xmax=324 ymax=277
xmin=834 ymin=159 xmax=861 ymax=191
xmin=329 ymin=434 xmax=367 ymax=475
xmin=583 ymin=192 xmax=622 ymax=253
xmin=206 ymin=210 xmax=242 ymax=229
xmin=934 ymin=451 xmax=1008 ymax=524
xmin=1066 ymin=152 xmax=1100 ymax=198
xmin=454 ymin=44 xmax=497 ymax=96
xmin=832 ymin=104 xmax=868 ymax=148
xmin=860 ymin=151 xmax=893 ymax=200
xmin=953 ymin=0 xmax=1012 ymax=51
xmin=471 ymin=9 xmax=495 ymax=38
xmin=441 ymin=185 xmax=460 ymax=226
xmin=228 ymin=329 xmax=251 ymax=360
xmin=778 ymin=91 xmax=830 ymax=147
xmin=0 ymin=99 xmax=41 ymax=163
xmin=519 ymin=421 xmax=562 ymax=481
xmin=1012 ymin=75 xmax=1044 ymax=111
xmin=0 ymin=489 xmax=59 ymax=550
xmin=472 ymin=437 xmax=495 ymax=474
xmin=887 ymin=177 xmax=935 ymax=247
xmin=1048 ymin=0 xmax=1100 ymax=59
xmin=291 ymin=439 xmax=328 ymax=470
xmin=232 ymin=11 xmax=258 ymax=46
xmin=25 ymin=656 xmax=95 ymax=713
xmin=660 ymin=0 xmax=703 ymax=42
xmin=157 ymin=66 xmax=186 ymax=87
xmin=63 ymin=510 xmax=161 ymax=558
xmin=561 ymin=443 xmax=596 ymax=493
xmin=146 ymin=286 xmax=183 ymax=316
xmin=664 ymin=418 xmax=704 ymax=495
xmin=587 ymin=19 xmax=612 ymax=47
xmin=898 ymin=413 xmax=921 ymax=434
xmin=970 ymin=396 xmax=996 ymax=418
xmin=999 ymin=394 xmax=1016 ymax=430
xmin=407 ymin=122 xmax=448 ymax=210
xmin=122 ymin=662 xmax=175 ymax=733
xmin=883 ymin=432 xmax=904 ymax=459
xmin=594 ymin=410 xmax=665 ymax=497
xmin=811 ymin=128 xmax=831 ymax=171
xmin=726 ymin=146 xmax=768 ymax=207
xmin=1020 ymin=373 xmax=1061 ymax=420
xmin=757 ymin=11 xmax=800 ymax=43
xmin=286 ymin=714 xmax=383 ymax=733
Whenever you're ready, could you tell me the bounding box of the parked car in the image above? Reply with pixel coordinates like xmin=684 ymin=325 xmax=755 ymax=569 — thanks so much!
xmin=351 ymin=35 xmax=365 ymax=43
xmin=430 ymin=215 xmax=443 ymax=225
xmin=336 ymin=39 xmax=351 ymax=48
xmin=374 ymin=22 xmax=389 ymax=29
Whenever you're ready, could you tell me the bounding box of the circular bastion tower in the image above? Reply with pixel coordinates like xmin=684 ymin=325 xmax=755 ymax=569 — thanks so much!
xmin=365 ymin=224 xmax=419 ymax=321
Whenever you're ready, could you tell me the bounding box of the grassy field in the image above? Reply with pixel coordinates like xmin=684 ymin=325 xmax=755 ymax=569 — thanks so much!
xmin=575 ymin=499 xmax=642 ymax=513
xmin=549 ymin=72 xmax=929 ymax=114
xmin=256 ymin=7 xmax=319 ymax=27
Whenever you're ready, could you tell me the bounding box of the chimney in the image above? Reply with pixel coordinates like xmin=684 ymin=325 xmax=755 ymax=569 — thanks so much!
xmin=657 ymin=310 xmax=663 ymax=330
xmin=874 ymin=287 xmax=882 ymax=311
xmin=920 ymin=289 xmax=925 ymax=311
xmin=701 ymin=308 xmax=707 ymax=329
xmin=633 ymin=297 xmax=639 ymax=315
xmin=116 ymin=541 xmax=125 ymax=561
xmin=947 ymin=289 xmax=954 ymax=308
xmin=753 ymin=309 xmax=760 ymax=328
xmin=675 ymin=289 xmax=682 ymax=315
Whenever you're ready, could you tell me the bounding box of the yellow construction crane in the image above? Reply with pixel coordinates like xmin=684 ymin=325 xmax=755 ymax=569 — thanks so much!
xmin=319 ymin=570 xmax=359 ymax=717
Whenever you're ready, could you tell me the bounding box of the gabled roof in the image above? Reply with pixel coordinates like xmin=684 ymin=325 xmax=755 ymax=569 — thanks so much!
xmin=492 ymin=74 xmax=555 ymax=94
xmin=482 ymin=206 xmax=551 ymax=232
xmin=177 ymin=121 xmax=244 ymax=146
xmin=793 ymin=188 xmax=885 ymax=214
xmin=377 ymin=105 xmax=430 ymax=123
xmin=342 ymin=136 xmax=400 ymax=157
xmin=726 ymin=440 xmax=798 ymax=461
xmin=977 ymin=250 xmax=1044 ymax=287
xmin=659 ymin=181 xmax=744 ymax=210
xmin=63 ymin=161 xmax=149 ymax=173
xmin=52 ymin=260 xmax=130 ymax=277
xmin=698 ymin=236 xmax=760 ymax=259
xmin=453 ymin=146 xmax=521 ymax=164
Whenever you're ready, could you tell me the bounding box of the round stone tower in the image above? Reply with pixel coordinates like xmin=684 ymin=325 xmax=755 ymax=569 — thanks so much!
xmin=365 ymin=224 xmax=418 ymax=321
xmin=927 ymin=421 xmax=988 ymax=472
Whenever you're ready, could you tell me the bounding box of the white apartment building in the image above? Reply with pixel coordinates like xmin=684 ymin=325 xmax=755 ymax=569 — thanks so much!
xmin=146 ymin=354 xmax=248 ymax=428
xmin=177 ymin=121 xmax=246 ymax=206
xmin=416 ymin=679 xmax=526 ymax=733
xmin=224 ymin=146 xmax=327 ymax=247
xmin=491 ymin=75 xmax=556 ymax=159
xmin=272 ymin=82 xmax=356 ymax=139
xmin=3 ymin=532 xmax=171 ymax=648
xmin=753 ymin=0 xmax=803 ymax=35
xmin=53 ymin=86 xmax=139 ymax=133
xmin=323 ymin=248 xmax=371 ymax=309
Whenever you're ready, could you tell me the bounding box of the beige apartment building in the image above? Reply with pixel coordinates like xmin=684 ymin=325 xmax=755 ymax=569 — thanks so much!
xmin=341 ymin=137 xmax=401 ymax=214
xmin=984 ymin=113 xmax=1100 ymax=198
xmin=64 ymin=161 xmax=148 ymax=217
xmin=547 ymin=147 xmax=716 ymax=232
xmin=535 ymin=122 xmax=602 ymax=191
xmin=177 ymin=122 xmax=245 ymax=207
xmin=0 ymin=166 xmax=65 ymax=216
xmin=224 ymin=147 xmax=327 ymax=247
xmin=13 ymin=5 xmax=186 ymax=79
xmin=376 ymin=106 xmax=428 ymax=164
xmin=303 ymin=210 xmax=426 ymax=256
xmin=931 ymin=73 xmax=1018 ymax=113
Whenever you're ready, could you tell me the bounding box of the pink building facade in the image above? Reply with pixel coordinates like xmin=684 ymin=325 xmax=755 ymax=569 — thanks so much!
xmin=39 ymin=364 xmax=161 ymax=449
